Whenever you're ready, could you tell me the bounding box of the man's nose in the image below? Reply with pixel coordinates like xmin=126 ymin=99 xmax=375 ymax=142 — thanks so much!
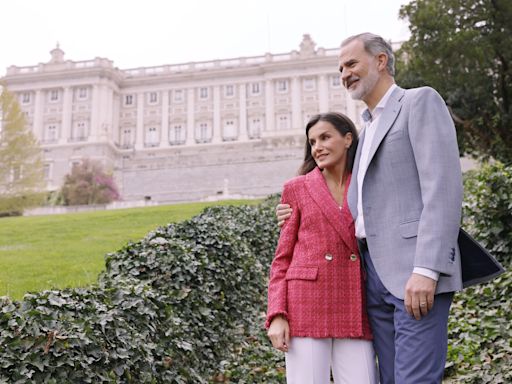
xmin=341 ymin=68 xmax=350 ymax=82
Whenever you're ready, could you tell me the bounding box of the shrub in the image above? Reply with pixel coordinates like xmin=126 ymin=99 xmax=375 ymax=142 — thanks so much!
xmin=61 ymin=159 xmax=120 ymax=206
xmin=445 ymin=162 xmax=512 ymax=383
xmin=462 ymin=162 xmax=512 ymax=266
xmin=0 ymin=196 xmax=283 ymax=383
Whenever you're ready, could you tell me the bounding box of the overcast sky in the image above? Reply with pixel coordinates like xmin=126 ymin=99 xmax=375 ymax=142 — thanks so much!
xmin=1 ymin=0 xmax=411 ymax=75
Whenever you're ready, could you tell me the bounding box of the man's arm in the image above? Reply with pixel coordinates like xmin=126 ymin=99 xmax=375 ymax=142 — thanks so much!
xmin=404 ymin=87 xmax=463 ymax=319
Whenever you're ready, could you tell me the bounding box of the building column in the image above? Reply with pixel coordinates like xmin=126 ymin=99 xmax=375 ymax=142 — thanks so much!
xmin=291 ymin=77 xmax=302 ymax=131
xmin=112 ymin=92 xmax=120 ymax=146
xmin=212 ymin=85 xmax=221 ymax=143
xmin=33 ymin=90 xmax=44 ymax=142
xmin=345 ymin=89 xmax=358 ymax=125
xmin=59 ymin=87 xmax=72 ymax=144
xmin=98 ymin=85 xmax=112 ymax=141
xmin=161 ymin=91 xmax=169 ymax=147
xmin=186 ymin=88 xmax=195 ymax=145
xmin=318 ymin=75 xmax=329 ymax=113
xmin=264 ymin=79 xmax=275 ymax=133
xmin=135 ymin=92 xmax=145 ymax=150
xmin=238 ymin=83 xmax=248 ymax=141
xmin=90 ymin=85 xmax=100 ymax=141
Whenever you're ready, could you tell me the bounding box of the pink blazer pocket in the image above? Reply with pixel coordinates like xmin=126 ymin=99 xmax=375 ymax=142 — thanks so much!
xmin=285 ymin=266 xmax=319 ymax=281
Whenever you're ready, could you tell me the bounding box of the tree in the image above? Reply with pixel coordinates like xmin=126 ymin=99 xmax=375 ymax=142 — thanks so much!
xmin=0 ymin=87 xmax=45 ymax=215
xmin=396 ymin=0 xmax=512 ymax=164
xmin=61 ymin=159 xmax=120 ymax=205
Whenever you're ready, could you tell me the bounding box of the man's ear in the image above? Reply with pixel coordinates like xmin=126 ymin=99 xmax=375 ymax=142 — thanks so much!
xmin=376 ymin=52 xmax=388 ymax=73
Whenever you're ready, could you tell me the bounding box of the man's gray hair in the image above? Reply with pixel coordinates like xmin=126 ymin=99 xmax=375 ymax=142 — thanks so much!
xmin=341 ymin=33 xmax=395 ymax=76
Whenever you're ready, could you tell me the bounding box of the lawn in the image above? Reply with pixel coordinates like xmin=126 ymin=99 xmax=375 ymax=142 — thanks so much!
xmin=0 ymin=199 xmax=257 ymax=300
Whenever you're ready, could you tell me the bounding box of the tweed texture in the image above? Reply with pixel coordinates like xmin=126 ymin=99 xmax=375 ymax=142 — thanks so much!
xmin=266 ymin=167 xmax=372 ymax=340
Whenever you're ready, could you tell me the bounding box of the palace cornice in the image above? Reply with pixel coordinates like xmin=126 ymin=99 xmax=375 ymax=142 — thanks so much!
xmin=2 ymin=66 xmax=123 ymax=88
xmin=119 ymin=55 xmax=339 ymax=88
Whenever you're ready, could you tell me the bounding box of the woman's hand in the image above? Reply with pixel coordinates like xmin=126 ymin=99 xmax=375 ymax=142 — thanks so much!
xmin=267 ymin=315 xmax=290 ymax=352
xmin=276 ymin=204 xmax=292 ymax=227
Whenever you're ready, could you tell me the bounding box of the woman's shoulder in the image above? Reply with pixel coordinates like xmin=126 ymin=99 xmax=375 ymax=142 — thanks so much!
xmin=283 ymin=174 xmax=307 ymax=190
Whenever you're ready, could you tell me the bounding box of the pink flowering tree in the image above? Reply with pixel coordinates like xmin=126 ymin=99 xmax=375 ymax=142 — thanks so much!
xmin=60 ymin=159 xmax=120 ymax=205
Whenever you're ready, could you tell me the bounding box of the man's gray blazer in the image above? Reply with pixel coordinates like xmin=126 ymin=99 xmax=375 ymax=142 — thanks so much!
xmin=348 ymin=86 xmax=464 ymax=299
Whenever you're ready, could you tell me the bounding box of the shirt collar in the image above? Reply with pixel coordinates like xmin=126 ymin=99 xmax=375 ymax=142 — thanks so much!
xmin=361 ymin=83 xmax=397 ymax=123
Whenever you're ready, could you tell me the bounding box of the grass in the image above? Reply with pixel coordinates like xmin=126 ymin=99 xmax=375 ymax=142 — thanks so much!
xmin=0 ymin=199 xmax=258 ymax=301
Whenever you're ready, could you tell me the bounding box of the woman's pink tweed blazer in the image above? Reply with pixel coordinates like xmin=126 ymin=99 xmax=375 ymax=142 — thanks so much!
xmin=266 ymin=167 xmax=372 ymax=340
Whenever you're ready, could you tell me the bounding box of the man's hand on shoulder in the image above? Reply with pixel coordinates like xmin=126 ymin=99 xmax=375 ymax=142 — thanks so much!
xmin=404 ymin=273 xmax=437 ymax=320
xmin=276 ymin=204 xmax=292 ymax=227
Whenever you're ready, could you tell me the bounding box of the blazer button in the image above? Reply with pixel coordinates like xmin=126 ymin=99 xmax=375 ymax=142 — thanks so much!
xmin=325 ymin=254 xmax=333 ymax=261
xmin=350 ymin=254 xmax=358 ymax=261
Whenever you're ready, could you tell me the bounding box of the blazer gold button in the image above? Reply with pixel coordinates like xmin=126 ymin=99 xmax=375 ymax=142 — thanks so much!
xmin=350 ymin=254 xmax=357 ymax=261
xmin=325 ymin=254 xmax=333 ymax=261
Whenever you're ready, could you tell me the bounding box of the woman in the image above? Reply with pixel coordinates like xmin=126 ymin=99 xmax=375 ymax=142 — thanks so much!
xmin=266 ymin=112 xmax=377 ymax=383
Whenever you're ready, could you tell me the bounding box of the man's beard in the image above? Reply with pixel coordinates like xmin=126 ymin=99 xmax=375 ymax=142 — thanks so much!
xmin=346 ymin=66 xmax=379 ymax=101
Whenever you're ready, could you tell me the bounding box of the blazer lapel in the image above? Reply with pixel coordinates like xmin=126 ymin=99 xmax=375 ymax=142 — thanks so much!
xmin=305 ymin=168 xmax=355 ymax=252
xmin=366 ymin=86 xmax=405 ymax=167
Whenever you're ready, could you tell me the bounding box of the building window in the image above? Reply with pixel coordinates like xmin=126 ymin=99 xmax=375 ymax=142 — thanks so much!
xmin=148 ymin=92 xmax=158 ymax=104
xmin=277 ymin=114 xmax=290 ymax=130
xmin=248 ymin=118 xmax=262 ymax=139
xmin=121 ymin=128 xmax=133 ymax=148
xmin=73 ymin=121 xmax=88 ymax=141
xmin=145 ymin=127 xmax=159 ymax=147
xmin=44 ymin=124 xmax=58 ymax=143
xmin=125 ymin=94 xmax=134 ymax=106
xmin=331 ymin=75 xmax=341 ymax=87
xmin=196 ymin=122 xmax=211 ymax=143
xmin=225 ymin=85 xmax=234 ymax=97
xmin=251 ymin=82 xmax=261 ymax=95
xmin=21 ymin=92 xmax=31 ymax=104
xmin=78 ymin=87 xmax=88 ymax=100
xmin=49 ymin=89 xmax=59 ymax=102
xmin=10 ymin=166 xmax=22 ymax=182
xmin=199 ymin=87 xmax=208 ymax=100
xmin=174 ymin=89 xmax=184 ymax=103
xmin=169 ymin=124 xmax=185 ymax=145
xmin=43 ymin=163 xmax=51 ymax=180
xmin=223 ymin=119 xmax=237 ymax=141
xmin=303 ymin=78 xmax=316 ymax=91
xmin=304 ymin=113 xmax=315 ymax=125
xmin=277 ymin=80 xmax=288 ymax=93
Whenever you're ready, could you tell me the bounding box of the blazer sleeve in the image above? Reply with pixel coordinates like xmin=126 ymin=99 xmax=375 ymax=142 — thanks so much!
xmin=265 ymin=181 xmax=301 ymax=328
xmin=408 ymin=87 xmax=463 ymax=274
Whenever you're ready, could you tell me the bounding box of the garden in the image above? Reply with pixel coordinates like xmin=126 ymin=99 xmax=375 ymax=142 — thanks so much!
xmin=0 ymin=162 xmax=510 ymax=383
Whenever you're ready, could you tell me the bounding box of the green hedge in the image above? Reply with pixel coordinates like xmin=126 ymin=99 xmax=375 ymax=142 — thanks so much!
xmin=0 ymin=197 xmax=282 ymax=383
xmin=445 ymin=162 xmax=512 ymax=383
xmin=0 ymin=162 xmax=510 ymax=383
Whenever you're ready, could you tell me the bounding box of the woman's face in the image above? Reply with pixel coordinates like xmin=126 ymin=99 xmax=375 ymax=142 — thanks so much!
xmin=308 ymin=120 xmax=352 ymax=170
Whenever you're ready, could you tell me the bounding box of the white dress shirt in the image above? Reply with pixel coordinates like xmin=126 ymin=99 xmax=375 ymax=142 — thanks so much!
xmin=356 ymin=84 xmax=439 ymax=281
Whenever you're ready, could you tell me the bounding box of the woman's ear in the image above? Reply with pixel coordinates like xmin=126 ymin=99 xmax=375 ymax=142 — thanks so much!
xmin=344 ymin=132 xmax=353 ymax=148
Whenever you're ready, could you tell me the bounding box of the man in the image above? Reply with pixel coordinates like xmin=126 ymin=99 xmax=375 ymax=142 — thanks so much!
xmin=277 ymin=32 xmax=464 ymax=383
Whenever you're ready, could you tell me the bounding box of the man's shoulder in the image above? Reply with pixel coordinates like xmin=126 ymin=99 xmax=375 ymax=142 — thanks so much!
xmin=404 ymin=86 xmax=443 ymax=99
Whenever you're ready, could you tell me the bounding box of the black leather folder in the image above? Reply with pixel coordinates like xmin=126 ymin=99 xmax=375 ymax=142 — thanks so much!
xmin=459 ymin=228 xmax=506 ymax=288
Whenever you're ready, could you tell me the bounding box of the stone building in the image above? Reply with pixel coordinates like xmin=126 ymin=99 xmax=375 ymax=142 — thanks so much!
xmin=1 ymin=35 xmax=366 ymax=202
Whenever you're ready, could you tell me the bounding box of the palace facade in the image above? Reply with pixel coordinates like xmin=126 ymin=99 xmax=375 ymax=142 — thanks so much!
xmin=2 ymin=35 xmax=368 ymax=202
